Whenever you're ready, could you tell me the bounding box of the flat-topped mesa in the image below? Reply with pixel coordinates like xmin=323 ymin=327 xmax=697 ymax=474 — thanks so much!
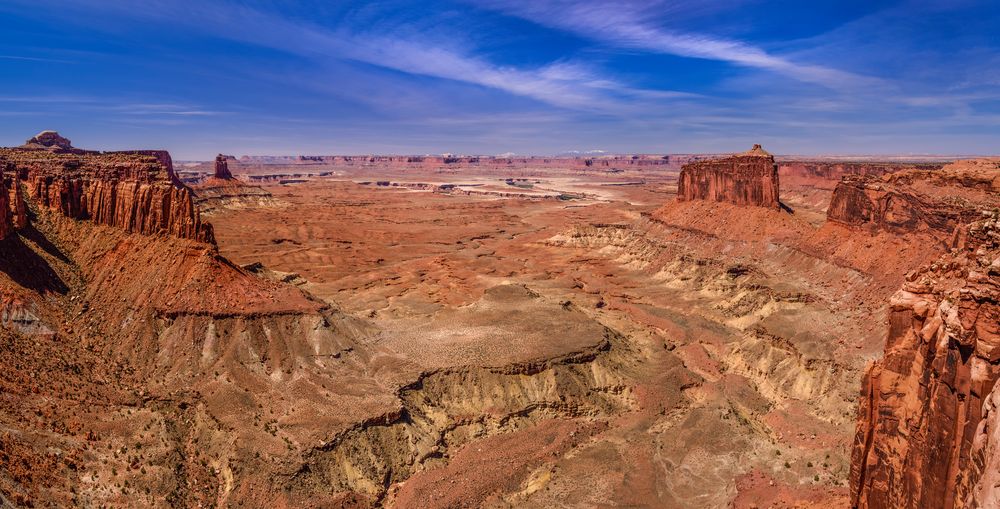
xmin=214 ymin=153 xmax=234 ymax=180
xmin=828 ymin=159 xmax=1000 ymax=239
xmin=676 ymin=144 xmax=780 ymax=208
xmin=0 ymin=145 xmax=214 ymax=244
xmin=851 ymin=210 xmax=1000 ymax=509
xmin=20 ymin=130 xmax=79 ymax=154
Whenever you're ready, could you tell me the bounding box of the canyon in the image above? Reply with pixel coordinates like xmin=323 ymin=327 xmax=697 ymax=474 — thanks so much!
xmin=1 ymin=133 xmax=998 ymax=508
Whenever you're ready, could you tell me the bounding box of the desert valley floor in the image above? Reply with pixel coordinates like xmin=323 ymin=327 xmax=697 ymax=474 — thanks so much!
xmin=205 ymin=160 xmax=866 ymax=507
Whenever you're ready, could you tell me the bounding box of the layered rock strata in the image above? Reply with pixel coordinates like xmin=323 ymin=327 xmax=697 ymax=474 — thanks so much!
xmin=850 ymin=160 xmax=1000 ymax=509
xmin=0 ymin=148 xmax=214 ymax=243
xmin=779 ymin=161 xmax=943 ymax=182
xmin=829 ymin=176 xmax=977 ymax=238
xmin=830 ymin=159 xmax=1000 ymax=240
xmin=12 ymin=177 xmax=27 ymax=230
xmin=193 ymin=156 xmax=275 ymax=214
xmin=0 ymin=167 xmax=11 ymax=240
xmin=20 ymin=130 xmax=77 ymax=153
xmin=676 ymin=144 xmax=780 ymax=208
xmin=968 ymin=381 xmax=1000 ymax=508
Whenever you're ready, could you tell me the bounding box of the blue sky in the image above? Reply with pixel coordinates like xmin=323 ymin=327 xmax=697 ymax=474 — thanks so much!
xmin=1 ymin=0 xmax=998 ymax=159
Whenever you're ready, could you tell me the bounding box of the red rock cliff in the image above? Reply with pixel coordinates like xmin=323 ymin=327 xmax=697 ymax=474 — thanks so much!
xmin=829 ymin=160 xmax=999 ymax=239
xmin=828 ymin=175 xmax=972 ymax=237
xmin=676 ymin=144 xmax=780 ymax=208
xmin=12 ymin=176 xmax=28 ymax=230
xmin=850 ymin=160 xmax=1000 ymax=509
xmin=779 ymin=161 xmax=945 ymax=192
xmin=0 ymin=147 xmax=214 ymax=243
xmin=780 ymin=161 xmax=943 ymax=181
xmin=0 ymin=166 xmax=12 ymax=240
xmin=967 ymin=379 xmax=1000 ymax=508
xmin=214 ymin=153 xmax=233 ymax=180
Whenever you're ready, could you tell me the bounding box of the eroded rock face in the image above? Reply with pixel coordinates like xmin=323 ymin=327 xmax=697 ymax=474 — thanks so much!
xmin=12 ymin=176 xmax=28 ymax=230
xmin=193 ymin=156 xmax=275 ymax=215
xmin=828 ymin=175 xmax=981 ymax=239
xmin=850 ymin=210 xmax=1000 ymax=508
xmin=21 ymin=130 xmax=75 ymax=153
xmin=214 ymin=153 xmax=233 ymax=180
xmin=829 ymin=160 xmax=999 ymax=238
xmin=0 ymin=166 xmax=12 ymax=240
xmin=676 ymin=144 xmax=780 ymax=208
xmin=0 ymin=148 xmax=214 ymax=243
xmin=968 ymin=382 xmax=1000 ymax=508
xmin=779 ymin=162 xmax=943 ymax=181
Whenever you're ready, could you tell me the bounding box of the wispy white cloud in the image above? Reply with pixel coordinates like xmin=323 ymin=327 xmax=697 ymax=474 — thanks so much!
xmin=0 ymin=94 xmax=98 ymax=103
xmin=0 ymin=54 xmax=74 ymax=64
xmin=2 ymin=0 xmax=996 ymax=157
xmin=0 ymin=95 xmax=222 ymax=120
xmin=242 ymin=10 xmax=697 ymax=111
xmin=111 ymin=103 xmax=224 ymax=116
xmin=479 ymin=0 xmax=874 ymax=87
xmin=4 ymin=0 xmax=691 ymax=112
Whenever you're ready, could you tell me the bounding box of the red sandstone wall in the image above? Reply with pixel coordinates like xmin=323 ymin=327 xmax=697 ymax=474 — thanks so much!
xmin=12 ymin=178 xmax=27 ymax=230
xmin=28 ymin=174 xmax=213 ymax=243
xmin=828 ymin=175 xmax=982 ymax=238
xmin=1 ymin=149 xmax=214 ymax=243
xmin=676 ymin=153 xmax=779 ymax=208
xmin=214 ymin=154 xmax=233 ymax=180
xmin=779 ymin=162 xmax=942 ymax=181
xmin=850 ymin=212 xmax=1000 ymax=509
xmin=0 ymin=169 xmax=12 ymax=240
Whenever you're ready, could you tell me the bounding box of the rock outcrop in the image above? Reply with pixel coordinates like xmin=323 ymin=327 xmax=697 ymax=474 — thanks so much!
xmin=968 ymin=381 xmax=1000 ymax=508
xmin=214 ymin=153 xmax=233 ymax=180
xmin=0 ymin=135 xmax=378 ymax=507
xmin=0 ymin=164 xmax=26 ymax=239
xmin=0 ymin=167 xmax=11 ymax=240
xmin=20 ymin=130 xmax=77 ymax=153
xmin=828 ymin=175 xmax=970 ymax=237
xmin=779 ymin=161 xmax=943 ymax=182
xmin=829 ymin=160 xmax=999 ymax=240
xmin=0 ymin=147 xmax=214 ymax=243
xmin=850 ymin=159 xmax=1000 ymax=509
xmin=12 ymin=177 xmax=27 ymax=230
xmin=676 ymin=144 xmax=780 ymax=208
xmin=193 ymin=155 xmax=276 ymax=215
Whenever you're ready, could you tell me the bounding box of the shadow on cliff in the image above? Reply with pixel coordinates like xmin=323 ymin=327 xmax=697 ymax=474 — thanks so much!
xmin=779 ymin=201 xmax=795 ymax=214
xmin=0 ymin=233 xmax=69 ymax=295
xmin=19 ymin=218 xmax=71 ymax=263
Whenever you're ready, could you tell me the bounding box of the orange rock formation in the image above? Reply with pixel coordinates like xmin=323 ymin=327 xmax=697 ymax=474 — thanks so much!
xmin=676 ymin=144 xmax=780 ymax=208
xmin=1 ymin=148 xmax=214 ymax=243
xmin=850 ymin=159 xmax=1000 ymax=509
